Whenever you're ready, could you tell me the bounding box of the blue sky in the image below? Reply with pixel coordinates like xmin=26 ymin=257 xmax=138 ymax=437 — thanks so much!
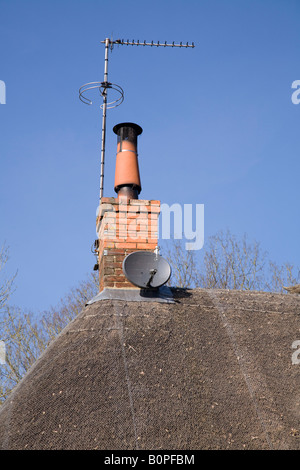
xmin=0 ymin=0 xmax=299 ymax=313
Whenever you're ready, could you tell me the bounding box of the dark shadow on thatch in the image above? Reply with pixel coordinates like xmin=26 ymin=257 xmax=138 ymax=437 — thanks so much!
xmin=170 ymin=287 xmax=193 ymax=300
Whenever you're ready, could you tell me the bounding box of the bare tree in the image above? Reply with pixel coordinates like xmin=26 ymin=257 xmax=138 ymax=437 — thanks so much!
xmin=0 ymin=244 xmax=17 ymax=312
xmin=164 ymin=239 xmax=200 ymax=288
xmin=164 ymin=230 xmax=298 ymax=292
xmin=0 ymin=306 xmax=43 ymax=401
xmin=198 ymin=230 xmax=268 ymax=290
xmin=0 ymin=272 xmax=98 ymax=403
xmin=0 ymin=244 xmax=18 ymax=400
xmin=40 ymin=273 xmax=98 ymax=340
xmin=267 ymin=261 xmax=298 ymax=293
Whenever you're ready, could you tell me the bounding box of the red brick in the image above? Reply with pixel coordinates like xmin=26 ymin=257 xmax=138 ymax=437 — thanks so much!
xmin=114 ymin=254 xmax=126 ymax=262
xmin=101 ymin=197 xmax=116 ymax=204
xmin=117 ymin=211 xmax=127 ymax=218
xmin=113 ymin=235 xmax=128 ymax=242
xmin=117 ymin=195 xmax=130 ymax=203
xmin=116 ymin=223 xmax=127 ymax=231
xmin=128 ymin=237 xmax=148 ymax=243
xmin=128 ymin=230 xmax=150 ymax=236
xmin=145 ymin=205 xmax=160 ymax=213
xmin=102 ymin=281 xmax=115 ymax=288
xmin=118 ymin=203 xmax=129 ymax=212
xmin=97 ymin=197 xmax=161 ymax=290
xmin=126 ymin=220 xmax=137 ymax=229
xmin=106 ymin=249 xmax=127 ymax=255
xmin=105 ymin=275 xmax=125 ymax=282
xmin=151 ymin=214 xmax=160 ymax=220
xmin=114 ymin=268 xmax=124 ymax=276
xmin=109 ymin=261 xmax=123 ymax=268
xmin=136 ymin=218 xmax=149 ymax=225
xmin=115 ymin=282 xmax=136 ymax=289
xmin=129 ymin=199 xmax=147 ymax=205
xmin=136 ymin=243 xmax=157 ymax=250
xmin=126 ymin=212 xmax=141 ymax=219
xmin=138 ymin=205 xmax=150 ymax=214
xmin=104 ymin=267 xmax=114 ymax=275
xmin=115 ymin=242 xmax=137 ymax=249
xmin=103 ymin=240 xmax=115 ymax=249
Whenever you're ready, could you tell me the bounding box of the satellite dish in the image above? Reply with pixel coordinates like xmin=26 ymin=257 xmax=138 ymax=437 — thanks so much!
xmin=123 ymin=251 xmax=172 ymax=289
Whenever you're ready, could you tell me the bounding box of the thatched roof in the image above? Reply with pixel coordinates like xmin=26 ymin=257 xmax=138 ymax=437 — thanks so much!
xmin=0 ymin=288 xmax=300 ymax=450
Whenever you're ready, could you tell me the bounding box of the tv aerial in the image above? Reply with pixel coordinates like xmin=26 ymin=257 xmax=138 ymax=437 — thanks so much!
xmin=79 ymin=37 xmax=195 ymax=202
xmin=123 ymin=250 xmax=172 ymax=289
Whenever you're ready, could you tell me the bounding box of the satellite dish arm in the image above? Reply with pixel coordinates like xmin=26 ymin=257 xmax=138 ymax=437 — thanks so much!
xmin=146 ymin=268 xmax=158 ymax=288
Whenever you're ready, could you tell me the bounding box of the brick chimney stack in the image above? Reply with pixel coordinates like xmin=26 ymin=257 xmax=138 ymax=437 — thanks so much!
xmin=96 ymin=123 xmax=160 ymax=291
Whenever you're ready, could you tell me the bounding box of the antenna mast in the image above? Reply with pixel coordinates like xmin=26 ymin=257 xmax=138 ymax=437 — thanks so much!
xmin=100 ymin=37 xmax=109 ymax=203
xmin=79 ymin=38 xmax=195 ymax=202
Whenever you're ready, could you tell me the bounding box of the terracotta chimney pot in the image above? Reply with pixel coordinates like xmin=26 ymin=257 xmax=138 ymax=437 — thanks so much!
xmin=113 ymin=122 xmax=143 ymax=199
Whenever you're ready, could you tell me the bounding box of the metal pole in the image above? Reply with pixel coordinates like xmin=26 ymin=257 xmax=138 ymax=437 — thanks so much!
xmin=99 ymin=37 xmax=110 ymax=201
